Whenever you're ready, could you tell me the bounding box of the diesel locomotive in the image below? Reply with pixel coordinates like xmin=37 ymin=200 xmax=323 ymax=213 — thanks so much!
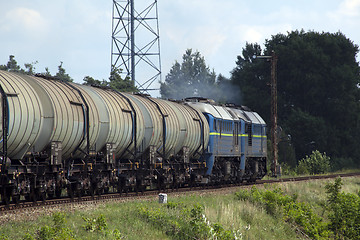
xmin=0 ymin=70 xmax=267 ymax=204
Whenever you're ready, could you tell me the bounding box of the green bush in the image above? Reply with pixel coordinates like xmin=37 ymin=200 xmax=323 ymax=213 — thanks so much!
xmin=297 ymin=150 xmax=330 ymax=175
xmin=0 ymin=234 xmax=9 ymax=240
xmin=235 ymin=186 xmax=329 ymax=239
xmin=83 ymin=214 xmax=108 ymax=232
xmin=236 ymin=178 xmax=360 ymax=239
xmin=137 ymin=202 xmax=241 ymax=240
xmin=25 ymin=212 xmax=76 ymax=240
xmin=326 ymin=178 xmax=360 ymax=239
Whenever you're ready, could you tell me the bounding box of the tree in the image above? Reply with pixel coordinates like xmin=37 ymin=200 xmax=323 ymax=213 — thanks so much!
xmin=231 ymin=43 xmax=270 ymax=119
xmin=83 ymin=76 xmax=108 ymax=87
xmin=231 ymin=30 xmax=360 ymax=167
xmin=0 ymin=55 xmax=39 ymax=76
xmin=82 ymin=67 xmax=138 ymax=93
xmin=24 ymin=61 xmax=38 ymax=75
xmin=55 ymin=62 xmax=73 ymax=82
xmin=108 ymin=68 xmax=138 ymax=92
xmin=0 ymin=55 xmax=21 ymax=72
xmin=160 ymin=49 xmax=217 ymax=100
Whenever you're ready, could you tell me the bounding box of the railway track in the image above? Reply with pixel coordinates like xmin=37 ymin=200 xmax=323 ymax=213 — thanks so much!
xmin=1 ymin=172 xmax=359 ymax=216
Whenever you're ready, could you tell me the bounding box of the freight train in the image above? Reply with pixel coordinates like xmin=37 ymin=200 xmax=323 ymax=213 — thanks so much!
xmin=0 ymin=70 xmax=267 ymax=204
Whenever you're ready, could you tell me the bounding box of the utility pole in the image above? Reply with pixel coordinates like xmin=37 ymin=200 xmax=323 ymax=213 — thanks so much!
xmin=255 ymin=51 xmax=278 ymax=177
xmin=270 ymin=51 xmax=278 ymax=177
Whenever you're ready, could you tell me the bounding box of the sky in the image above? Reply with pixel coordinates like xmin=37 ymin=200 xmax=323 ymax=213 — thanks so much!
xmin=0 ymin=0 xmax=360 ymax=97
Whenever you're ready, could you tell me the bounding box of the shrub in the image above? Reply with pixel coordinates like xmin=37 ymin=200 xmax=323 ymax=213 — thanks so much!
xmin=296 ymin=150 xmax=330 ymax=175
xmin=137 ymin=201 xmax=241 ymax=240
xmin=235 ymin=186 xmax=329 ymax=239
xmin=326 ymin=178 xmax=360 ymax=239
xmin=0 ymin=234 xmax=9 ymax=240
xmin=22 ymin=212 xmax=75 ymax=240
xmin=83 ymin=214 xmax=108 ymax=232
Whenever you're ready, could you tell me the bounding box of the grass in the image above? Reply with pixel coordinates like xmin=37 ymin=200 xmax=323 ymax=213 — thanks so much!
xmin=0 ymin=176 xmax=359 ymax=239
xmin=204 ymin=197 xmax=298 ymax=239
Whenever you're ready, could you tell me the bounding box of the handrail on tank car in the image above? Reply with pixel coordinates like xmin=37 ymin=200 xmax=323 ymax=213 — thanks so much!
xmin=61 ymin=81 xmax=90 ymax=157
xmin=34 ymin=74 xmax=90 ymax=157
xmin=144 ymin=97 xmax=167 ymax=159
xmin=111 ymin=90 xmax=138 ymax=162
xmin=186 ymin=103 xmax=206 ymax=160
xmin=0 ymin=83 xmax=8 ymax=174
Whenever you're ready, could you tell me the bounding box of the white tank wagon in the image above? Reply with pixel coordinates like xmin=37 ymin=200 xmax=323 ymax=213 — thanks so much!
xmin=0 ymin=71 xmax=54 ymax=160
xmin=125 ymin=95 xmax=209 ymax=159
xmin=0 ymin=70 xmax=210 ymax=204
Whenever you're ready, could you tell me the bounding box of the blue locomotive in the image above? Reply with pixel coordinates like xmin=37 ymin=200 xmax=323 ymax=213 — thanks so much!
xmin=185 ymin=97 xmax=267 ymax=183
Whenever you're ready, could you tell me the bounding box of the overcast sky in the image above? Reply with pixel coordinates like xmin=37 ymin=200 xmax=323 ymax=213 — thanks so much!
xmin=1 ymin=0 xmax=359 ymax=97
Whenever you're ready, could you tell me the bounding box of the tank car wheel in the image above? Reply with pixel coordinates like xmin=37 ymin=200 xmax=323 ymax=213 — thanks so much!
xmin=1 ymin=188 xmax=11 ymax=205
xmin=30 ymin=190 xmax=38 ymax=202
xmin=77 ymin=190 xmax=84 ymax=198
xmin=12 ymin=194 xmax=20 ymax=205
xmin=38 ymin=190 xmax=47 ymax=202
xmin=47 ymin=192 xmax=54 ymax=200
xmin=67 ymin=185 xmax=74 ymax=199
xmin=117 ymin=177 xmax=126 ymax=195
xmin=247 ymin=178 xmax=256 ymax=183
xmin=89 ymin=184 xmax=96 ymax=197
xmin=55 ymin=187 xmax=62 ymax=198
xmin=135 ymin=179 xmax=144 ymax=194
xmin=78 ymin=183 xmax=86 ymax=198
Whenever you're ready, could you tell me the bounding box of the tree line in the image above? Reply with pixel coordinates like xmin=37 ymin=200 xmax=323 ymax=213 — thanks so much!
xmin=0 ymin=55 xmax=137 ymax=92
xmin=2 ymin=29 xmax=360 ymax=171
xmin=160 ymin=30 xmax=360 ymax=171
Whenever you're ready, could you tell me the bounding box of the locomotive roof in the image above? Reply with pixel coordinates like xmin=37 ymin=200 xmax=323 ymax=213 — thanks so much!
xmin=186 ymin=100 xmax=266 ymax=125
xmin=243 ymin=111 xmax=266 ymax=125
xmin=185 ymin=101 xmax=234 ymax=120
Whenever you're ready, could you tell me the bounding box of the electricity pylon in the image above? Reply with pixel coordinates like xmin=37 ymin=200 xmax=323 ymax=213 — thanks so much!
xmin=111 ymin=0 xmax=162 ymax=92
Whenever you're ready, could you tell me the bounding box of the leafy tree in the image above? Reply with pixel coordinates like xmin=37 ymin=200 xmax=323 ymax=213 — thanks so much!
xmin=24 ymin=61 xmax=38 ymax=75
xmin=6 ymin=55 xmax=21 ymax=72
xmin=326 ymin=178 xmax=360 ymax=239
xmin=82 ymin=68 xmax=138 ymax=93
xmin=55 ymin=61 xmax=73 ymax=82
xmin=160 ymin=49 xmax=217 ymax=100
xmin=0 ymin=64 xmax=6 ymax=71
xmin=231 ymin=30 xmax=360 ymax=167
xmin=0 ymin=55 xmax=39 ymax=76
xmin=296 ymin=150 xmax=330 ymax=175
xmin=43 ymin=67 xmax=52 ymax=77
xmin=109 ymin=68 xmax=138 ymax=92
xmin=83 ymin=76 xmax=108 ymax=87
xmin=0 ymin=55 xmax=21 ymax=72
xmin=231 ymin=43 xmax=270 ymax=119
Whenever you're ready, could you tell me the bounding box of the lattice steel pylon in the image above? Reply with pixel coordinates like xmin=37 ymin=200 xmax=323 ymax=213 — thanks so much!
xmin=111 ymin=0 xmax=161 ymax=92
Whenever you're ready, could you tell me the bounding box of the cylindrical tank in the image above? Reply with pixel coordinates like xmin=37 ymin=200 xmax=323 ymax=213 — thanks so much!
xmin=70 ymin=83 xmax=110 ymax=155
xmin=124 ymin=94 xmax=163 ymax=156
xmin=173 ymin=103 xmax=209 ymax=158
xmin=26 ymin=76 xmax=86 ymax=158
xmin=136 ymin=96 xmax=180 ymax=158
xmin=89 ymin=88 xmax=144 ymax=159
xmin=0 ymin=70 xmax=208 ymax=162
xmin=0 ymin=71 xmax=52 ymax=159
xmin=127 ymin=94 xmax=209 ymax=159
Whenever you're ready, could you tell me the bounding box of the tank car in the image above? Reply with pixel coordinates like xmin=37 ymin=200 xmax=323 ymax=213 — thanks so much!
xmin=0 ymin=70 xmax=209 ymax=204
xmin=0 ymin=70 xmax=267 ymax=205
